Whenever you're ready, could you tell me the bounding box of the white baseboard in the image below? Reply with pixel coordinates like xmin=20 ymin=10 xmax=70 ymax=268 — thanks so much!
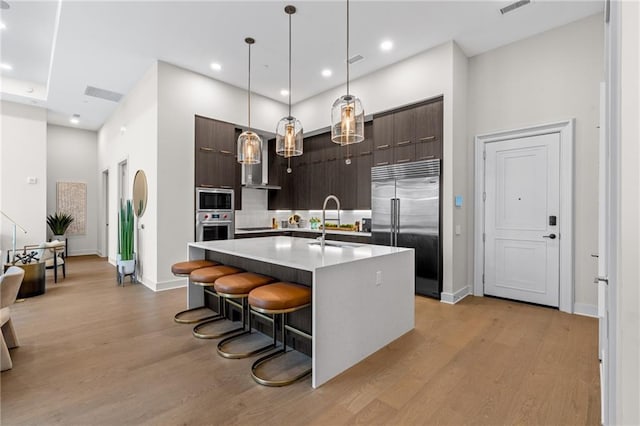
xmin=440 ymin=286 xmax=471 ymax=305
xmin=68 ymin=249 xmax=99 ymax=257
xmin=155 ymin=278 xmax=187 ymax=292
xmin=574 ymin=302 xmax=598 ymax=318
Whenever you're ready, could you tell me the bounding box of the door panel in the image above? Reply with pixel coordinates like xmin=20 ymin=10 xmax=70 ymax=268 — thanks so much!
xmin=484 ymin=133 xmax=560 ymax=307
xmin=371 ymin=179 xmax=395 ymax=246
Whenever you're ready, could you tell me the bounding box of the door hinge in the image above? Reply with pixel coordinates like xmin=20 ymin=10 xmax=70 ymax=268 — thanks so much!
xmin=482 ymin=192 xmax=486 ymax=202
xmin=482 ymin=233 xmax=486 ymax=242
xmin=483 ymin=150 xmax=486 ymax=160
xmin=482 ymin=273 xmax=485 ymax=284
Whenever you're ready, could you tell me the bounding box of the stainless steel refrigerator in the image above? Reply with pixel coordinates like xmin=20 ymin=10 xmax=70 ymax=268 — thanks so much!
xmin=371 ymin=160 xmax=441 ymax=298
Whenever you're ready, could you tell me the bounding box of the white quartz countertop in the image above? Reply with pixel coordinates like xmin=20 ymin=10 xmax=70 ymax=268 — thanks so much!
xmin=189 ymin=236 xmax=410 ymax=272
xmin=234 ymin=227 xmax=371 ymax=237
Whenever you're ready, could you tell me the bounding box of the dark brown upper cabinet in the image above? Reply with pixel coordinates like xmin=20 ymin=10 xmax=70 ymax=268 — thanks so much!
xmin=194 ymin=115 xmax=242 ymax=209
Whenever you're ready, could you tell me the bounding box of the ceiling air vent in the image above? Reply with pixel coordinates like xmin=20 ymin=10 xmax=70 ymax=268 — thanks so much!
xmin=500 ymin=0 xmax=530 ymax=14
xmin=348 ymin=54 xmax=364 ymax=65
xmin=84 ymin=85 xmax=123 ymax=103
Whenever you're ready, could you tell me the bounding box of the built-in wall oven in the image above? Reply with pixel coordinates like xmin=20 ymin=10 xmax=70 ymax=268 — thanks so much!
xmin=195 ymin=188 xmax=234 ymax=241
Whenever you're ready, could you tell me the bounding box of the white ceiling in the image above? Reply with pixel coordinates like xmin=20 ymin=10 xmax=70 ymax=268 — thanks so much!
xmin=0 ymin=0 xmax=603 ymax=131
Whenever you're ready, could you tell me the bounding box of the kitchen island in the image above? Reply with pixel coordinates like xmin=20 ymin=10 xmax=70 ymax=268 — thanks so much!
xmin=187 ymin=236 xmax=414 ymax=388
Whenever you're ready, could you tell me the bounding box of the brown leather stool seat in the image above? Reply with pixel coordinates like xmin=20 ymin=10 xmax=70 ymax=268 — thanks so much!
xmin=171 ymin=259 xmax=218 ymax=276
xmin=248 ymin=282 xmax=311 ymax=313
xmin=247 ymin=282 xmax=312 ymax=387
xmin=173 ymin=263 xmax=242 ymax=325
xmin=190 ymin=265 xmax=243 ymax=286
xmin=213 ymin=273 xmax=275 ymax=354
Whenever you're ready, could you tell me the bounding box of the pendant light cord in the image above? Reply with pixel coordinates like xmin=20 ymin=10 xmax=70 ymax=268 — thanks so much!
xmin=288 ymin=11 xmax=292 ymax=117
xmin=346 ymin=0 xmax=350 ymax=96
xmin=248 ymin=42 xmax=252 ymax=132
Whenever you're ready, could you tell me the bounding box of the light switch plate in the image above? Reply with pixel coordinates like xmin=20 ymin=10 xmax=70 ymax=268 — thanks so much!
xmin=376 ymin=271 xmax=383 ymax=286
xmin=455 ymin=225 xmax=461 ymax=235
xmin=27 ymin=177 xmax=37 ymax=184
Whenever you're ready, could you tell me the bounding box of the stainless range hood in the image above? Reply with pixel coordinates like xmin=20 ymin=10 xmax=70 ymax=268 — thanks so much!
xmin=241 ymin=139 xmax=281 ymax=190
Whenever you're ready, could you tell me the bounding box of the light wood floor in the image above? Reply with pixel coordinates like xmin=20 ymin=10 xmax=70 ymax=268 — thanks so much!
xmin=1 ymin=256 xmax=600 ymax=425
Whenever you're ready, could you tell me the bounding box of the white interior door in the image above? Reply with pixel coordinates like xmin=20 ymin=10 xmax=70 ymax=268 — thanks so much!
xmin=484 ymin=133 xmax=560 ymax=307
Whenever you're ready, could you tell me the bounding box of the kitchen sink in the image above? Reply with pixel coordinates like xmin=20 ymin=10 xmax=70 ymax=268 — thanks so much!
xmin=307 ymin=240 xmax=363 ymax=249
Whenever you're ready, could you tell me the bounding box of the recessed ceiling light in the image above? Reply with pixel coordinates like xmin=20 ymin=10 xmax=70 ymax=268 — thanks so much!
xmin=0 ymin=63 xmax=13 ymax=71
xmin=70 ymin=114 xmax=80 ymax=125
xmin=380 ymin=40 xmax=393 ymax=51
xmin=280 ymin=89 xmax=289 ymax=97
xmin=321 ymin=69 xmax=332 ymax=78
xmin=210 ymin=62 xmax=222 ymax=71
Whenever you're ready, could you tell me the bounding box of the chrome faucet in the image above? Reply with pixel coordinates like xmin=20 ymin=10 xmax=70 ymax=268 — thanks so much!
xmin=321 ymin=195 xmax=341 ymax=249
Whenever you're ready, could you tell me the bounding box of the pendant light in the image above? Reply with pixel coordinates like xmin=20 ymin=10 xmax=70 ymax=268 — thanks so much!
xmin=331 ymin=0 xmax=364 ymax=146
xmin=237 ymin=37 xmax=263 ymax=165
xmin=276 ymin=5 xmax=303 ymax=174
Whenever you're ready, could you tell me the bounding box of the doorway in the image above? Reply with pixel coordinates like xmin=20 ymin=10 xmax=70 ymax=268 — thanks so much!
xmin=474 ymin=120 xmax=575 ymax=312
xmin=101 ymin=169 xmax=109 ymax=257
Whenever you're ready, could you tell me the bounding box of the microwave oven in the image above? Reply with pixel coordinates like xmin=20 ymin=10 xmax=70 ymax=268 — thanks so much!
xmin=196 ymin=187 xmax=234 ymax=211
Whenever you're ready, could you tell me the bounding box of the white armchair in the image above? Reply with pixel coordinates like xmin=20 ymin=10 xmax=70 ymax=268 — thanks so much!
xmin=1 ymin=266 xmax=25 ymax=371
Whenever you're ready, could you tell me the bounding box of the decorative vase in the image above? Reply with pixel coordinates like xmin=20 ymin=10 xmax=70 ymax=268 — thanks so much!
xmin=117 ymin=254 xmax=135 ymax=275
xmin=53 ymin=234 xmax=65 ymax=242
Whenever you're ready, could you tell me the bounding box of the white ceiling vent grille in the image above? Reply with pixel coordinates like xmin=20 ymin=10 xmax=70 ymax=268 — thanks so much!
xmin=84 ymin=86 xmax=123 ymax=102
xmin=500 ymin=0 xmax=531 ymax=15
xmin=348 ymin=54 xmax=364 ymax=65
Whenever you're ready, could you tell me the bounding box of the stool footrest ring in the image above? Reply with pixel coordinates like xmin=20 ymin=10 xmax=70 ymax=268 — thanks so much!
xmin=174 ymin=307 xmax=220 ymax=324
xmin=217 ymin=330 xmax=277 ymax=359
xmin=192 ymin=318 xmax=243 ymax=339
xmin=250 ymin=348 xmax=312 ymax=387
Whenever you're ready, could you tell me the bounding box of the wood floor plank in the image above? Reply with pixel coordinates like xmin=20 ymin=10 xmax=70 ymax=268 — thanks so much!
xmin=1 ymin=256 xmax=600 ymax=425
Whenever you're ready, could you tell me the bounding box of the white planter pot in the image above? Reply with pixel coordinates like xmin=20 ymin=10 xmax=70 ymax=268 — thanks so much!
xmin=117 ymin=256 xmax=135 ymax=275
xmin=52 ymin=235 xmax=65 ymax=241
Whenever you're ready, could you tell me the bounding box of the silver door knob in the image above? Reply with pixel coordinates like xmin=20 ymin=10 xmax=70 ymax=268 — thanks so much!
xmin=543 ymin=233 xmax=557 ymax=239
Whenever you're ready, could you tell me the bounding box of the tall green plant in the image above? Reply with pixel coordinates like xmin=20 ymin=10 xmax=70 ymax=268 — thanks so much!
xmin=119 ymin=200 xmax=134 ymax=261
xmin=47 ymin=212 xmax=74 ymax=235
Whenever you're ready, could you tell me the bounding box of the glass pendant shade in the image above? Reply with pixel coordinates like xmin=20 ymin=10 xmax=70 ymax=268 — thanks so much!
xmin=237 ymin=130 xmax=262 ymax=164
xmin=331 ymin=94 xmax=364 ymax=145
xmin=276 ymin=116 xmax=303 ymax=157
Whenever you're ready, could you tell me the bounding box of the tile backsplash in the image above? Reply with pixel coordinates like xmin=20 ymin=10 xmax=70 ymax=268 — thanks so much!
xmin=235 ymin=188 xmax=371 ymax=229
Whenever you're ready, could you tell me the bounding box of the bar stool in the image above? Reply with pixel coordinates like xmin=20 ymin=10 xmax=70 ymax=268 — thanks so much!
xmin=247 ymin=282 xmax=312 ymax=387
xmin=172 ymin=259 xmax=219 ymax=324
xmin=189 ymin=265 xmax=245 ymax=339
xmin=207 ymin=272 xmax=275 ymax=348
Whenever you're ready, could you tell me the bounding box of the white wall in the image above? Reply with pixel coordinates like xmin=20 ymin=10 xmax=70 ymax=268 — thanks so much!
xmin=617 ymin=0 xmax=639 ymax=422
xmin=98 ymin=63 xmax=159 ymax=287
xmin=47 ymin=124 xmax=98 ymax=256
xmin=467 ymin=14 xmax=604 ymax=310
xmin=0 ymin=101 xmax=47 ymax=255
xmin=155 ymin=61 xmax=287 ymax=290
xmin=294 ymin=41 xmax=464 ymax=298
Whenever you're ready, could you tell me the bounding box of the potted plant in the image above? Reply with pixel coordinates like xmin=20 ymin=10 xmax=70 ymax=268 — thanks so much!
xmin=46 ymin=212 xmax=74 ymax=240
xmin=117 ymin=199 xmax=135 ymax=276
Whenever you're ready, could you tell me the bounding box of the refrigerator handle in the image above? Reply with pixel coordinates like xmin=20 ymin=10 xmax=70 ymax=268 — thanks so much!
xmin=396 ymin=198 xmax=400 ymax=241
xmin=390 ymin=198 xmax=395 ymax=246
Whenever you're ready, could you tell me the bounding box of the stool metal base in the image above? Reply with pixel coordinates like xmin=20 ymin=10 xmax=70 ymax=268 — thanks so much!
xmin=217 ymin=330 xmax=277 ymax=359
xmin=251 ymin=348 xmax=312 ymax=387
xmin=174 ymin=307 xmax=221 ymax=324
xmin=192 ymin=318 xmax=244 ymax=339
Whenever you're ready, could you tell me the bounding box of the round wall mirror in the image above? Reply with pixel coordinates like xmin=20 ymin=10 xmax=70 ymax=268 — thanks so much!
xmin=132 ymin=170 xmax=148 ymax=217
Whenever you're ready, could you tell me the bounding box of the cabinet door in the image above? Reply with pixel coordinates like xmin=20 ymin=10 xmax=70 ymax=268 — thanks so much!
xmin=393 ymin=108 xmax=416 ymax=147
xmin=293 ymin=162 xmax=309 ymax=210
xmin=356 ymin=150 xmax=372 ymax=209
xmin=195 ymin=116 xmax=216 ymax=187
xmin=214 ymin=120 xmax=237 ymax=153
xmin=336 ymin=155 xmax=357 ymax=210
xmin=373 ymin=114 xmax=394 ymax=166
xmin=415 ymin=100 xmax=443 ymax=161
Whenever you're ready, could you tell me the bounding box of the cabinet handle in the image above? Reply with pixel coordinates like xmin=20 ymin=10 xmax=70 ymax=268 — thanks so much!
xmin=397 ymin=140 xmax=412 ymax=146
xmin=396 ymin=158 xmax=412 ymax=164
xmin=376 ymin=144 xmax=390 ymax=150
xmin=418 ymin=136 xmax=436 ymax=142
xmin=376 ymin=161 xmax=390 ymax=166
xmin=220 ymin=150 xmax=233 ymax=155
xmin=199 ymin=147 xmax=214 ymax=152
xmin=418 ymin=155 xmax=436 ymax=160
xmin=200 ymin=184 xmax=214 ymax=188
xmin=360 ymin=151 xmax=372 ymax=156
xmin=220 ymin=185 xmax=233 ymax=189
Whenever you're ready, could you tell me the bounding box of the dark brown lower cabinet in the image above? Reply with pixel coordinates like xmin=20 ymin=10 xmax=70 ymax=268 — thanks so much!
xmin=355 ymin=152 xmax=372 ymax=209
